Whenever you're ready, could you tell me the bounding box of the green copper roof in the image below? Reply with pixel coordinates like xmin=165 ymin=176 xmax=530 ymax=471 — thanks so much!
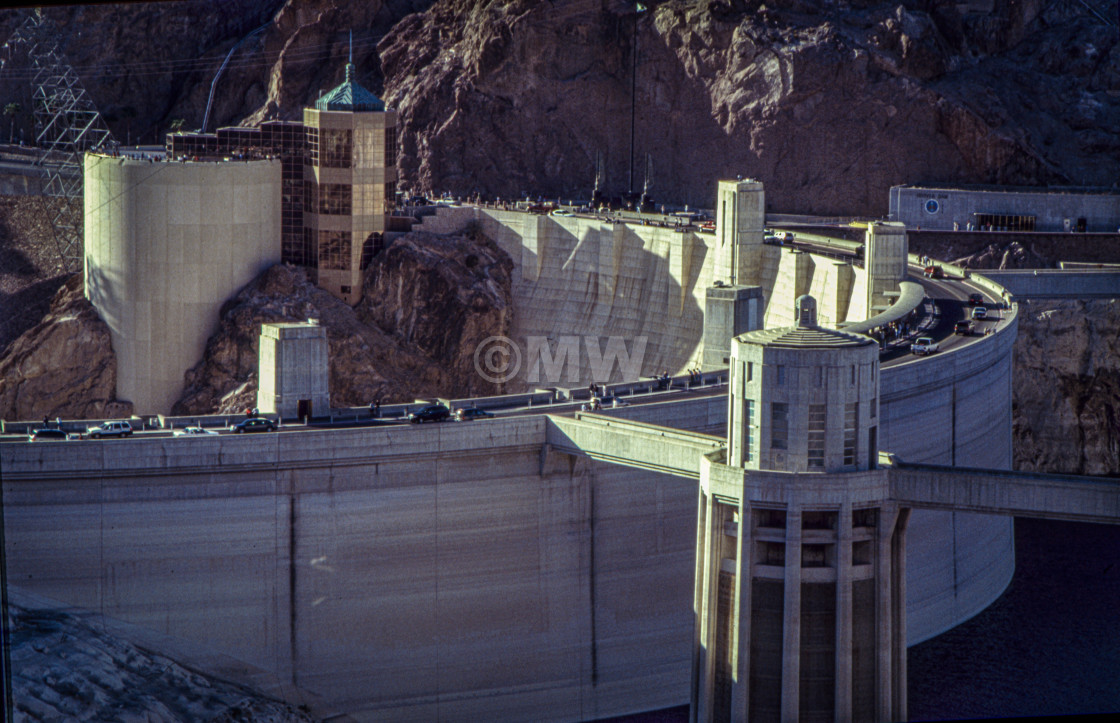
xmin=315 ymin=63 xmax=385 ymax=112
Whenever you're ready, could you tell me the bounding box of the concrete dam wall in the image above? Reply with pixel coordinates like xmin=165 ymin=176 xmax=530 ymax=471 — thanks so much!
xmin=416 ymin=207 xmax=869 ymax=384
xmin=1 ymin=209 xmax=1020 ymax=719
xmin=3 ymin=418 xmax=699 ymax=721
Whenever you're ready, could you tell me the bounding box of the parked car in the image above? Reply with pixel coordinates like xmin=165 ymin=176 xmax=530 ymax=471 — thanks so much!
xmin=229 ymin=417 xmax=275 ymax=433
xmin=173 ymin=426 xmax=219 ymax=437
xmin=971 ymin=306 xmax=988 ymax=320
xmin=910 ymin=337 xmax=939 ymax=355
xmin=87 ymin=420 xmax=133 ymax=439
xmin=454 ymin=407 xmax=494 ymax=422
xmin=967 ymin=293 xmax=984 ymax=306
xmin=954 ymin=320 xmax=973 ymax=335
xmin=28 ymin=428 xmax=70 ymax=442
xmin=408 ymin=403 xmax=451 ymax=424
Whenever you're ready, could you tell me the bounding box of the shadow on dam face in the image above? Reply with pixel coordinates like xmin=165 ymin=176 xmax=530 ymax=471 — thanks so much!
xmin=483 ymin=213 xmax=712 ymax=390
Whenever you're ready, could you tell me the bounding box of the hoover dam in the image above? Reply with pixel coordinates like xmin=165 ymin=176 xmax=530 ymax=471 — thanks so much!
xmin=0 ymin=178 xmax=1034 ymax=721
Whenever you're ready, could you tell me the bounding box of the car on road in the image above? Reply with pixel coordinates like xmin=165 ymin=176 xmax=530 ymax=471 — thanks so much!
xmin=229 ymin=417 xmax=275 ymax=433
xmin=408 ymin=403 xmax=451 ymax=424
xmin=910 ymin=337 xmax=939 ymax=355
xmin=454 ymin=407 xmax=494 ymax=422
xmin=971 ymin=306 xmax=988 ymax=320
xmin=173 ymin=426 xmax=219 ymax=437
xmin=28 ymin=428 xmax=70 ymax=442
xmin=954 ymin=320 xmax=973 ymax=335
xmin=87 ymin=421 xmax=133 ymax=439
xmin=968 ymin=293 xmax=984 ymax=306
xmin=923 ymin=265 xmax=944 ymax=279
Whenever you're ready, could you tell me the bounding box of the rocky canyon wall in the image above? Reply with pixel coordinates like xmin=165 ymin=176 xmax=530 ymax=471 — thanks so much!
xmin=1013 ymin=298 xmax=1120 ymax=476
xmin=1 ymin=0 xmax=1116 ymax=215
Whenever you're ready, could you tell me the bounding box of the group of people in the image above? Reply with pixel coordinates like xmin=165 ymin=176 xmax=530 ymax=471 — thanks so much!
xmin=686 ymin=368 xmax=704 ymax=385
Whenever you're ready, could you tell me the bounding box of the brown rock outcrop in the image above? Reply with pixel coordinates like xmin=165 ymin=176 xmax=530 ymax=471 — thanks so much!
xmin=0 ymin=274 xmax=132 ymax=421
xmin=1013 ymin=299 xmax=1120 ymax=476
xmin=356 ymin=226 xmax=514 ymax=397
xmin=173 ymin=228 xmax=512 ymax=415
xmin=2 ymin=1 xmax=1115 ymax=215
xmin=378 ymin=0 xmax=1119 ymax=214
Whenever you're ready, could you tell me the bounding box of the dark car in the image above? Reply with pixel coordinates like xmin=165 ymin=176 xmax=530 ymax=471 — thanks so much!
xmin=954 ymin=320 xmax=973 ymax=335
xmin=28 ymin=428 xmax=69 ymax=441
xmin=229 ymin=417 xmax=276 ymax=433
xmin=408 ymin=404 xmax=450 ymax=424
xmin=968 ymin=293 xmax=984 ymax=306
xmin=454 ymin=407 xmax=494 ymax=422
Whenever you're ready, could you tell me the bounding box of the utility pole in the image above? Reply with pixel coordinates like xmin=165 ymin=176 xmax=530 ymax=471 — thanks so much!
xmin=627 ymin=2 xmax=647 ymax=200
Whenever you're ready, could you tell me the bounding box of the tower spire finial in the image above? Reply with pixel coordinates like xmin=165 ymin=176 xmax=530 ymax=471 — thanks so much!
xmin=344 ymin=29 xmax=354 ymax=82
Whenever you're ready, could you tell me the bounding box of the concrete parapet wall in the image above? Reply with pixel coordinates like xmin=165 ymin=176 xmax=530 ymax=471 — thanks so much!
xmin=974 ymin=269 xmax=1120 ymax=298
xmin=0 ymin=165 xmax=46 ymax=195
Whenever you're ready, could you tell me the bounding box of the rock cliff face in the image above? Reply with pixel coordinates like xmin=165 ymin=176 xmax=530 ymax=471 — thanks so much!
xmin=356 ymin=227 xmax=515 ymax=396
xmin=1013 ymin=299 xmax=1120 ymax=476
xmin=173 ymin=229 xmax=512 ymax=415
xmin=2 ymin=0 xmax=1116 ymax=214
xmin=378 ymin=0 xmax=1120 ymax=214
xmin=0 ymin=274 xmax=132 ymax=421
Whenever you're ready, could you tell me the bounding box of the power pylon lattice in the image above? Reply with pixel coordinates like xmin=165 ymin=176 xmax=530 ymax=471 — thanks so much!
xmin=2 ymin=9 xmax=116 ymax=274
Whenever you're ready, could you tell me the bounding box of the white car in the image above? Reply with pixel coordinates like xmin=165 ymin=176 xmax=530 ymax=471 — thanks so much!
xmin=87 ymin=420 xmax=133 ymax=438
xmin=972 ymin=306 xmax=988 ymax=320
xmin=910 ymin=337 xmax=939 ymax=355
xmin=172 ymin=426 xmax=218 ymax=437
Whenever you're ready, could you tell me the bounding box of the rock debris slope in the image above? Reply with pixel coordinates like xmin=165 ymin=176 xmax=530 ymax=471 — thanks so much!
xmin=9 ymin=600 xmax=315 ymax=722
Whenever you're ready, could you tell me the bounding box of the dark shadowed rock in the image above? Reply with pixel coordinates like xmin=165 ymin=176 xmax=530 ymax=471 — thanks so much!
xmin=1014 ymin=299 xmax=1120 ymax=476
xmin=0 ymin=274 xmax=133 ymax=421
xmin=356 ymin=227 xmax=514 ymax=396
xmin=173 ymin=229 xmax=513 ymax=415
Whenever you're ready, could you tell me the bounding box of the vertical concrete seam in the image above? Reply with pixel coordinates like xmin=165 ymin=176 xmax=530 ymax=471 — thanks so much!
xmin=589 ymin=473 xmax=598 ymax=687
xmin=288 ymin=492 xmax=298 ymax=687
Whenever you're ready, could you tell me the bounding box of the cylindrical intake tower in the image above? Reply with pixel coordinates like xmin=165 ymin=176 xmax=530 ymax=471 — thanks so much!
xmin=84 ymin=153 xmax=281 ymax=414
xmin=727 ymin=294 xmax=880 ymax=472
xmin=695 ymin=295 xmax=904 ymax=723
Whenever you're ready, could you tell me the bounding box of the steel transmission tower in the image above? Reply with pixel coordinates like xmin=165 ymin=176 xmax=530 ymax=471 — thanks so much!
xmin=1 ymin=9 xmax=116 ymax=274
